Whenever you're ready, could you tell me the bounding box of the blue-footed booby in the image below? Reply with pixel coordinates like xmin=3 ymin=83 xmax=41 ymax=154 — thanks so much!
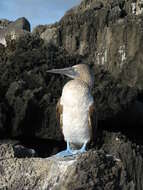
xmin=47 ymin=64 xmax=96 ymax=157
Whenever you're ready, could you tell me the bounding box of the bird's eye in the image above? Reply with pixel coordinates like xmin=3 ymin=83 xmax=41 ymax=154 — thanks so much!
xmin=73 ymin=67 xmax=78 ymax=72
xmin=74 ymin=68 xmax=77 ymax=72
xmin=73 ymin=68 xmax=80 ymax=77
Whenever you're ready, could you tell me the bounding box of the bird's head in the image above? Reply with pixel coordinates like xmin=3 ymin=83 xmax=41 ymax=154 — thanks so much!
xmin=47 ymin=64 xmax=94 ymax=88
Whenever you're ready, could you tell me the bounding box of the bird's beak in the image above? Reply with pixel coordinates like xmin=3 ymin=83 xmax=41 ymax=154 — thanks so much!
xmin=47 ymin=67 xmax=78 ymax=79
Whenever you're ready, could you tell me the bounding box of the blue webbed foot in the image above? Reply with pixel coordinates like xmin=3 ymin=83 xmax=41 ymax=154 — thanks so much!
xmin=56 ymin=149 xmax=73 ymax=157
xmin=55 ymin=141 xmax=88 ymax=157
xmin=55 ymin=141 xmax=73 ymax=157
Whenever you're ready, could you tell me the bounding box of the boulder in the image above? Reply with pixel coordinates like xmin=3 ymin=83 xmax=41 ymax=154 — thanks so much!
xmin=7 ymin=17 xmax=30 ymax=31
xmin=0 ymin=147 xmax=125 ymax=190
xmin=0 ymin=142 xmax=36 ymax=159
xmin=0 ymin=17 xmax=30 ymax=46
xmin=40 ymin=25 xmax=59 ymax=46
xmin=0 ymin=19 xmax=12 ymax=29
xmin=33 ymin=24 xmax=59 ymax=46
xmin=0 ymin=131 xmax=143 ymax=190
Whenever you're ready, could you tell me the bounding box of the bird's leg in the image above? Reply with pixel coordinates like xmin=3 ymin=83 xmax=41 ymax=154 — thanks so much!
xmin=71 ymin=141 xmax=88 ymax=155
xmin=55 ymin=141 xmax=73 ymax=157
xmin=79 ymin=141 xmax=87 ymax=153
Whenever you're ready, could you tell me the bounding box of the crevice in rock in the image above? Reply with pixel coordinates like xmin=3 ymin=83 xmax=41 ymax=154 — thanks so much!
xmin=20 ymin=99 xmax=44 ymax=138
xmin=120 ymin=9 xmax=127 ymax=18
xmin=18 ymin=138 xmax=66 ymax=157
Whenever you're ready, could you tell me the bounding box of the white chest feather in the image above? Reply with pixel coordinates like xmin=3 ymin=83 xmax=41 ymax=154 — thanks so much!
xmin=60 ymin=80 xmax=93 ymax=145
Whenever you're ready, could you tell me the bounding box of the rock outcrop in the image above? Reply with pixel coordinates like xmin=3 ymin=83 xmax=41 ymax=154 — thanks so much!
xmin=0 ymin=17 xmax=30 ymax=46
xmin=35 ymin=0 xmax=143 ymax=90
xmin=0 ymin=143 xmax=129 ymax=190
xmin=0 ymin=150 xmax=121 ymax=190
xmin=0 ymin=131 xmax=143 ymax=190
xmin=0 ymin=142 xmax=36 ymax=159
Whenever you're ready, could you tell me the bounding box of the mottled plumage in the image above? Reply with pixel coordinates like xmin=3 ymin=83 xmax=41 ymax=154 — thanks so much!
xmin=58 ymin=79 xmax=94 ymax=145
xmin=48 ymin=64 xmax=96 ymax=156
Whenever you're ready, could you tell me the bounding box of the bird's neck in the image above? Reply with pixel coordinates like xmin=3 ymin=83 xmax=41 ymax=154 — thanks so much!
xmin=74 ymin=78 xmax=93 ymax=91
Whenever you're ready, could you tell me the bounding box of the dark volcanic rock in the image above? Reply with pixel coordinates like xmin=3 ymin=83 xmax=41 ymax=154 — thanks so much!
xmin=0 ymin=142 xmax=36 ymax=159
xmin=35 ymin=0 xmax=143 ymax=90
xmin=0 ymin=17 xmax=30 ymax=46
xmin=93 ymin=65 xmax=137 ymax=119
xmin=0 ymin=19 xmax=12 ymax=29
xmin=100 ymin=131 xmax=143 ymax=190
xmin=0 ymin=33 xmax=82 ymax=139
xmin=7 ymin=17 xmax=30 ymax=31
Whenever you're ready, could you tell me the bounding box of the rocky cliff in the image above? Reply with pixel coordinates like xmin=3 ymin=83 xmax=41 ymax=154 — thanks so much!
xmin=0 ymin=17 xmax=30 ymax=47
xmin=34 ymin=0 xmax=143 ymax=89
xmin=0 ymin=0 xmax=143 ymax=189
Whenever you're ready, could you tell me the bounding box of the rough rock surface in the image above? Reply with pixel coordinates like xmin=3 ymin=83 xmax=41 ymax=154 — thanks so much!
xmin=0 ymin=142 xmax=36 ymax=159
xmin=0 ymin=132 xmax=143 ymax=190
xmin=0 ymin=19 xmax=12 ymax=29
xmin=35 ymin=0 xmax=143 ymax=90
xmin=101 ymin=132 xmax=143 ymax=190
xmin=0 ymin=17 xmax=30 ymax=46
xmin=0 ymin=144 xmax=126 ymax=190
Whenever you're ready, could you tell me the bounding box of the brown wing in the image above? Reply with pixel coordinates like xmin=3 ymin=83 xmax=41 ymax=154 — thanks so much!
xmin=88 ymin=103 xmax=97 ymax=146
xmin=56 ymin=98 xmax=63 ymax=132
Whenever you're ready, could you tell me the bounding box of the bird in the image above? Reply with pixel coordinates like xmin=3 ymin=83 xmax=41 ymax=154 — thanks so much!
xmin=47 ymin=64 xmax=97 ymax=157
